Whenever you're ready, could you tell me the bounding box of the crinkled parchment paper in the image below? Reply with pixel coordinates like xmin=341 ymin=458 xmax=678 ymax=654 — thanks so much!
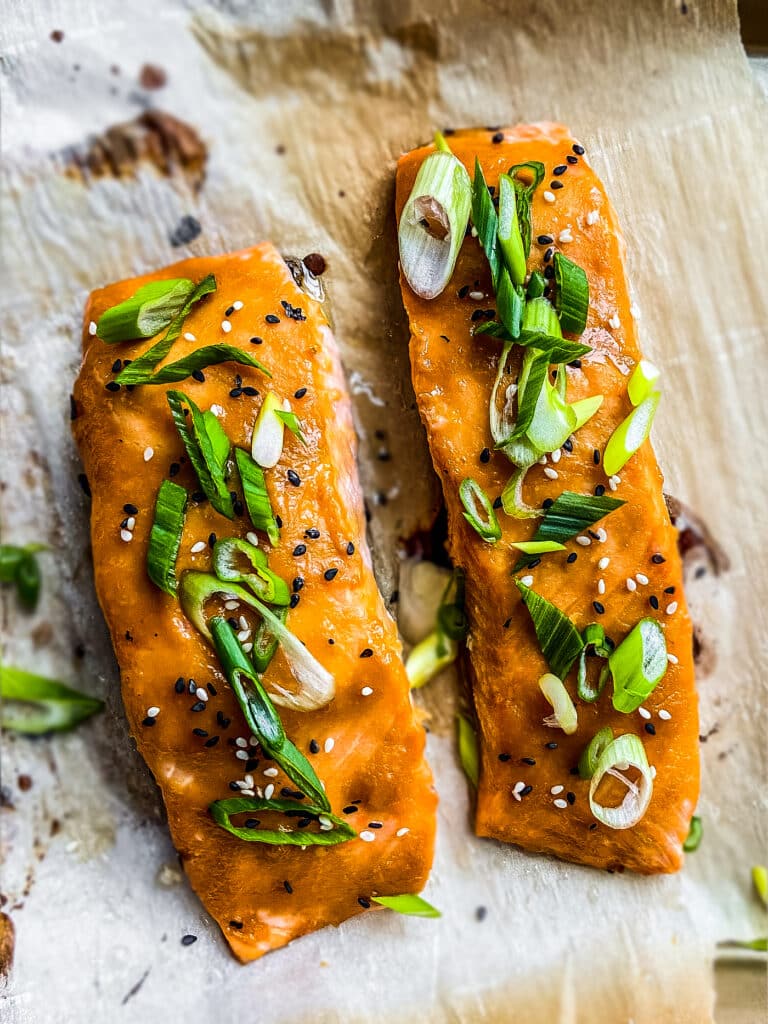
xmin=1 ymin=1 xmax=766 ymax=1021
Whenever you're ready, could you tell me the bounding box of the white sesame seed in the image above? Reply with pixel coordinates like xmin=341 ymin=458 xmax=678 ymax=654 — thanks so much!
xmin=239 ymin=789 xmax=255 ymax=797
xmin=538 ymin=454 xmax=548 ymax=465
xmin=126 ymin=516 xmax=136 ymax=531
xmin=361 ymin=686 xmax=373 ymax=696
xmin=470 ymin=226 xmax=478 ymax=237
xmin=553 ymin=798 xmax=568 ymax=809
xmin=608 ymin=314 xmax=621 ymax=330
xmin=235 ymin=737 xmax=248 ymax=748
xmin=520 ymin=575 xmax=534 ymax=587
xmin=318 ymin=815 xmax=333 ymax=831
xmin=468 ymin=290 xmax=485 ymax=300
xmin=608 ymin=476 xmax=619 ymax=492
xmin=596 ymin=528 xmax=607 ymax=543
xmin=598 ymin=556 xmax=610 ymax=570
xmin=246 ymin=532 xmax=259 ymax=546
xmin=543 ymin=190 xmax=556 ymax=203
xmin=658 ymin=709 xmax=672 ymax=721
xmin=324 ymin=738 xmax=335 ymax=753
xmin=120 ymin=529 xmax=133 ymax=543
xmin=586 ymin=210 xmax=599 ymax=226
xmin=638 ymin=707 xmax=651 ymax=720
xmin=224 ymin=600 xmax=239 ymax=610
xmin=237 ymin=629 xmax=251 ymax=643
xmin=550 ymin=785 xmax=564 ymax=795
xmin=263 ymin=767 xmax=278 ymax=777
xmin=235 ymin=750 xmax=249 ymax=760
xmin=264 ymin=784 xmax=275 ymax=800
xmin=195 ymin=687 xmax=208 ymax=702
xmin=249 ymin=735 xmax=258 ymax=746
xmin=238 ymin=615 xmax=248 ymax=631
xmin=667 ymin=653 xmax=679 ymax=665
xmin=551 ymin=448 xmax=562 ymax=464
xmin=635 ymin=573 xmax=649 ymax=585
xmin=210 ymin=404 xmax=225 ymax=417
xmin=233 ymin=780 xmax=247 ymax=789
xmin=190 ymin=541 xmax=206 ymax=554
xmin=396 ymin=827 xmax=410 ymax=837
xmin=221 ymin=320 xmax=232 ymax=333
xmin=359 ymin=830 xmax=375 ymax=842
xmin=242 ymin=642 xmax=253 ymax=653
xmin=88 ymin=320 xmax=97 ymax=336
xmin=626 ymin=577 xmax=637 ymax=591
xmin=147 ymin=706 xmax=160 ymax=718
xmin=511 ymin=781 xmax=525 ymax=803
xmin=183 ymin=332 xmax=196 ymax=341
xmin=143 ymin=446 xmax=154 ymax=462
xmin=576 ymin=535 xmax=591 ymax=546
xmin=543 ymin=467 xmax=559 ymax=480
xmin=243 ymin=774 xmax=254 ymax=787
xmin=597 ymin=579 xmax=606 ymax=595
xmin=558 ymin=229 xmax=573 ymax=243
xmin=232 ymin=300 xmax=244 ymax=311
xmin=666 ymin=601 xmax=678 ymax=615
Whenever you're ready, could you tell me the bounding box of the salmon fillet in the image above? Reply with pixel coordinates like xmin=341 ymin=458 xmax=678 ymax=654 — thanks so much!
xmin=72 ymin=243 xmax=436 ymax=959
xmin=396 ymin=124 xmax=698 ymax=874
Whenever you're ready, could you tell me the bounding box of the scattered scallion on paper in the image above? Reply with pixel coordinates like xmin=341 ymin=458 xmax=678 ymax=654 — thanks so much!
xmin=0 ymin=543 xmax=45 ymax=610
xmin=405 ymin=569 xmax=468 ymax=690
xmin=457 ymin=712 xmax=480 ymax=788
xmin=683 ymin=815 xmax=703 ymax=853
xmin=0 ymin=665 xmax=103 ymax=734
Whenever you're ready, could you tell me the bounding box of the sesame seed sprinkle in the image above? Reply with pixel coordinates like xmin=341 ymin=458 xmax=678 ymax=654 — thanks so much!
xmin=221 ymin=320 xmax=232 ymax=333
xmin=233 ymin=300 xmax=244 ymax=311
xmin=551 ymin=448 xmax=562 ymax=464
xmin=396 ymin=827 xmax=410 ymax=837
xmin=638 ymin=707 xmax=651 ymax=720
xmin=361 ymin=686 xmax=373 ymax=696
xmin=626 ymin=578 xmax=637 ymax=591
xmin=636 ymin=572 xmax=649 ymax=585
xmin=550 ymin=785 xmax=564 ymax=795
xmin=586 ymin=210 xmax=599 ymax=225
xmin=190 ymin=541 xmax=206 ymax=554
xmin=143 ymin=446 xmax=154 ymax=462
xmin=667 ymin=653 xmax=679 ymax=665
xmin=666 ymin=601 xmax=678 ymax=615
xmin=543 ymin=467 xmax=559 ymax=480
xmin=264 ymin=784 xmax=275 ymax=799
xmin=598 ymin=557 xmax=610 ymax=570
xmin=576 ymin=535 xmax=591 ymax=546
xmin=558 ymin=229 xmax=573 ymax=243
xmin=324 ymin=737 xmax=335 ymax=753
xmin=658 ymin=709 xmax=672 ymax=720
xmin=263 ymin=767 xmax=278 ymax=777
xmin=88 ymin=321 xmax=97 ymax=336
xmin=608 ymin=314 xmax=621 ymax=330
xmin=359 ymin=831 xmax=375 ymax=842
xmin=597 ymin=579 xmax=606 ymax=595
xmin=147 ymin=706 xmax=160 ymax=718
xmin=543 ymin=190 xmax=556 ymax=203
xmin=120 ymin=529 xmax=133 ymax=543
xmin=235 ymin=750 xmax=249 ymax=760
xmin=520 ymin=575 xmax=534 ymax=587
xmin=553 ymin=798 xmax=568 ymax=809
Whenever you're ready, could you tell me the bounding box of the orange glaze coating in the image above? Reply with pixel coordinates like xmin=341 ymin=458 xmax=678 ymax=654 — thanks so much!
xmin=72 ymin=244 xmax=436 ymax=960
xmin=396 ymin=124 xmax=698 ymax=874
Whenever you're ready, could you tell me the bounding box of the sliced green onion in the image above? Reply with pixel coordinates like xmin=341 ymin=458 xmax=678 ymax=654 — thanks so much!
xmin=507 ymin=161 xmax=545 ymax=192
xmin=513 ymin=489 xmax=623 ymax=570
xmin=459 ymin=478 xmax=502 ymax=543
xmin=553 ymin=253 xmax=589 ymax=335
xmin=538 ymin=673 xmax=578 ymax=734
xmin=523 ymin=296 xmax=561 ymax=336
xmin=251 ymin=391 xmax=288 ymax=469
xmin=147 ymin=480 xmax=188 ymax=595
xmin=470 ymin=158 xmax=501 ymax=290
xmin=252 ymin=607 xmax=288 ymax=674
xmin=508 ymin=350 xmax=549 ymax=442
xmin=578 ymin=727 xmax=614 ymax=779
xmin=398 ymin=139 xmax=472 ymax=300
xmin=212 ymin=537 xmax=290 ymax=606
xmin=210 ymin=795 xmax=354 ymax=846
xmin=627 ymin=359 xmax=660 ymax=406
xmin=210 ymin=616 xmax=329 ymax=808
xmin=510 ymin=540 xmax=566 ymax=555
xmin=495 ymin=269 xmax=524 ymax=339
xmin=516 ymin=580 xmax=584 ymax=679
xmin=457 ymin=712 xmax=479 ymax=788
xmin=475 ymin=321 xmax=590 ymax=363
xmin=115 ymin=275 xmax=216 ymax=382
xmin=0 ymin=665 xmax=103 ymax=734
xmin=609 ymin=617 xmax=667 ymax=713
xmin=489 ymin=341 xmax=516 ymax=446
xmin=274 ymin=409 xmax=307 ymax=445
xmin=96 ymin=278 xmax=195 ymax=343
xmin=497 ymin=173 xmax=526 ymax=286
xmin=500 ymin=462 xmax=542 ymax=520
xmin=571 ymin=394 xmax=604 ymax=430
xmin=180 ymin=572 xmax=335 ymax=711
xmin=235 ymin=448 xmax=280 ymax=547
xmin=753 ymin=865 xmax=768 ymax=907
xmin=526 ymin=366 xmax=577 ymax=454
xmin=436 ymin=568 xmax=469 ymax=642
xmin=718 ymin=938 xmax=767 ymax=953
xmin=588 ymin=732 xmax=653 ymax=829
xmin=683 ymin=815 xmax=703 ymax=853
xmin=507 ymin=162 xmax=545 ymax=260
xmin=119 ymin=344 xmax=269 ymax=386
xmin=0 ymin=543 xmax=41 ymax=582
xmin=14 ymin=552 xmax=41 ymax=610
xmin=576 ymin=622 xmax=613 ymax=702
xmin=371 ymin=894 xmax=441 ymax=918
xmin=406 ymin=630 xmax=458 ymax=689
xmin=526 ymin=270 xmax=546 ymax=299
xmin=602 ymin=391 xmax=661 ymax=477
xmin=166 ymin=390 xmax=233 ymax=517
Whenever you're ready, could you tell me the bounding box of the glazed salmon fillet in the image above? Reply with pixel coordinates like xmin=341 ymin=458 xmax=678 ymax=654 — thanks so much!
xmin=72 ymin=244 xmax=436 ymax=960
xmin=396 ymin=124 xmax=699 ymax=874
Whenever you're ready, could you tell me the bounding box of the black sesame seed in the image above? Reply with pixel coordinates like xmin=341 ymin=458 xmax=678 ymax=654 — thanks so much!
xmin=293 ymin=577 xmax=304 ymax=592
xmin=470 ymin=308 xmax=485 ymax=322
xmin=207 ymin=684 xmax=217 ymax=696
xmin=193 ymin=728 xmax=208 ymax=737
xmin=492 ymin=496 xmax=503 ymax=510
xmin=573 ymin=144 xmax=585 ymax=155
xmin=594 ymin=484 xmax=606 ymax=496
xmin=566 ymin=552 xmax=578 ymax=564
xmin=233 ymin=499 xmax=244 ymax=516
xmin=188 ymin=679 xmax=197 ymax=694
xmin=592 ymin=600 xmax=606 ymax=615
xmin=287 ymin=470 xmax=301 ymax=487
xmin=553 ymin=164 xmax=567 ymax=175
xmin=275 ymin=514 xmax=283 ymax=528
xmin=266 ymin=314 xmax=280 ymax=324
xmin=229 ymin=920 xmax=243 ymax=930
xmin=328 ymin=638 xmax=335 ymax=645
xmin=649 ymin=595 xmax=659 ymax=610
xmin=305 ymin=528 xmax=320 ymax=539
xmin=566 ymin=791 xmax=576 ymax=805
xmin=343 ymin=805 xmax=358 ymax=814
xmin=368 ymin=821 xmax=383 ymax=829
xmin=120 ymin=517 xmax=130 ymax=529
xmin=324 ymin=568 xmax=338 ymax=581
xmin=181 ymin=935 xmax=197 ymax=947
xmin=217 ymin=712 xmax=231 ymax=729
xmin=250 ymin=336 xmax=263 ymax=345
xmin=228 ymin=781 xmax=240 ymax=792
xmin=227 ymin=617 xmax=238 ymax=630
xmin=527 ymin=558 xmax=542 ymax=569
xmin=293 ymin=544 xmax=306 ymax=557
xmin=243 ymin=386 xmax=258 ymax=396
xmin=480 ymin=447 xmax=491 ymax=464
xmin=550 ymin=180 xmax=564 ymax=190
xmin=192 ymin=491 xmax=205 ymax=502
xmin=245 ymin=758 xmax=259 ymax=772
xmin=544 ymin=265 xmax=555 ymax=279
xmin=111 ymin=358 xmax=122 ymax=374
xmin=589 ymin=822 xmax=598 ymax=831
xmin=208 ymin=532 xmax=217 ymax=548
xmin=544 ymin=247 xmax=554 ymax=263
xmin=458 ymin=284 xmax=470 ymax=298
xmin=142 ymin=716 xmax=156 ymax=727
xmin=105 ymin=381 xmax=120 ymax=392
xmin=542 ymin=498 xmax=554 ymax=509
xmin=521 ymin=757 xmax=536 ymax=766
xmin=360 ymin=648 xmax=373 ymax=658
xmin=229 ymin=387 xmax=243 ymax=398
xmin=491 ymin=131 xmax=504 ymax=143
xmin=588 ymin=529 xmax=601 ymax=541
xmin=280 ymin=300 xmax=306 ymax=321
xmin=289 ymin=594 xmax=300 ymax=609
xmin=645 ymin=722 xmax=656 ymax=735
xmin=651 ymin=554 xmax=665 ymax=564
xmin=169 ymin=462 xmax=181 ymax=477
xmin=282 ymin=788 xmax=304 ymax=800
xmin=294 ymin=387 xmax=307 ymax=399
xmin=503 ymin=618 xmax=512 ymax=629
xmin=124 ymin=503 xmax=139 ymax=515
xmin=175 ymin=677 xmax=185 ymax=693
xmin=279 ymin=880 xmax=293 ymax=895
xmin=245 ymin=819 xmax=260 ymax=829
xmin=537 ymin=234 xmax=554 ymax=245
xmin=545 ymin=741 xmax=558 ymax=749
xmin=567 ymin=155 xmax=578 ymax=165
xmin=664 ymin=585 xmax=676 ymax=594
xmin=569 ymin=766 xmax=581 ymax=775
xmin=346 ymin=541 xmax=355 ymax=555
xmin=520 ymin=785 xmax=533 ymax=797
xmin=309 ymin=739 xmax=320 ymax=754
xmin=204 ymin=736 xmax=219 ymax=748
xmin=498 ymin=753 xmax=511 ymax=762
xmin=297 ymin=817 xmax=312 ymax=828
xmin=192 ymin=369 xmax=205 ymax=383
xmin=190 ymin=701 xmax=206 ymax=712
xmin=358 ymin=897 xmax=371 ymax=909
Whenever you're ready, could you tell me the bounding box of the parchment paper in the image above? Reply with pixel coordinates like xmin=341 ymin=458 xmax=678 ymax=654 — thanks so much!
xmin=1 ymin=1 xmax=766 ymax=1021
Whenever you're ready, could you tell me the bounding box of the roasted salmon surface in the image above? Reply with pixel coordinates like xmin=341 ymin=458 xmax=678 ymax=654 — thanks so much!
xmin=72 ymin=243 xmax=436 ymax=960
xmin=396 ymin=124 xmax=699 ymax=874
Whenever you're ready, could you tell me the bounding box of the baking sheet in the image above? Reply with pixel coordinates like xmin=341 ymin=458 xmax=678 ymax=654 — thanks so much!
xmin=1 ymin=1 xmax=767 ymax=1021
